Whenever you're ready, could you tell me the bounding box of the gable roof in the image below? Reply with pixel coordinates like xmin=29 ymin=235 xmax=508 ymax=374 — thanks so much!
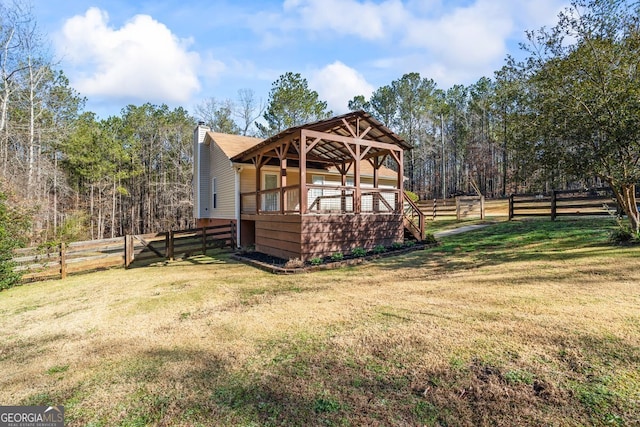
xmin=205 ymin=132 xmax=262 ymax=158
xmin=203 ymin=111 xmax=406 ymax=179
xmin=231 ymin=110 xmax=411 ymax=164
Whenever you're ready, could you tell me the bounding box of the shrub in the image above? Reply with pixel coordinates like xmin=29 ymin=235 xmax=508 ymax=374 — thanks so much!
xmin=404 ymin=240 xmax=416 ymax=248
xmin=423 ymin=233 xmax=438 ymax=244
xmin=309 ymin=257 xmax=323 ymax=266
xmin=373 ymin=245 xmax=386 ymax=254
xmin=330 ymin=252 xmax=344 ymax=261
xmin=0 ymin=189 xmax=31 ymax=290
xmin=609 ymin=227 xmax=637 ymax=244
xmin=351 ymin=247 xmax=366 ymax=257
xmin=391 ymin=242 xmax=404 ymax=250
xmin=404 ymin=190 xmax=419 ymax=203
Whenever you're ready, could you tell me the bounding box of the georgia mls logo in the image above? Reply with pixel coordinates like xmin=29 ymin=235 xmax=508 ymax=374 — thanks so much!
xmin=0 ymin=406 xmax=64 ymax=427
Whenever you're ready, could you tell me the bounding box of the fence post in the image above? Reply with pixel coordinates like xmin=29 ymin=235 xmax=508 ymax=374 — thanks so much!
xmin=164 ymin=231 xmax=170 ymax=259
xmin=551 ymin=190 xmax=557 ymax=221
xmin=124 ymin=235 xmax=132 ymax=268
xmin=480 ymin=196 xmax=485 ymax=220
xmin=59 ymin=242 xmax=67 ymax=279
xmin=168 ymin=231 xmax=175 ymax=260
xmin=456 ymin=197 xmax=461 ymax=221
xmin=433 ymin=198 xmax=437 ymax=221
xmin=508 ymin=194 xmax=514 ymax=220
xmin=124 ymin=235 xmax=128 ymax=267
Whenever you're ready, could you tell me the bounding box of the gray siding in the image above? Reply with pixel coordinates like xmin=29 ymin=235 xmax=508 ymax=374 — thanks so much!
xmin=210 ymin=142 xmax=236 ymax=219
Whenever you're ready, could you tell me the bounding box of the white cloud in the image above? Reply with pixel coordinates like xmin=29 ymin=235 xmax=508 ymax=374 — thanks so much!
xmin=261 ymin=0 xmax=568 ymax=88
xmin=57 ymin=7 xmax=203 ymax=103
xmin=404 ymin=0 xmax=513 ymax=67
xmin=310 ymin=61 xmax=375 ymax=113
xmin=277 ymin=0 xmax=407 ymax=40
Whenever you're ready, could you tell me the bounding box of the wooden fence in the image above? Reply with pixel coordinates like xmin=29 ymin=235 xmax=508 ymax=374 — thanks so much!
xmin=124 ymin=223 xmax=236 ymax=267
xmin=508 ymin=189 xmax=618 ymax=220
xmin=12 ymin=223 xmax=236 ymax=282
xmin=13 ymin=237 xmax=125 ymax=282
xmin=417 ymin=196 xmax=485 ymax=221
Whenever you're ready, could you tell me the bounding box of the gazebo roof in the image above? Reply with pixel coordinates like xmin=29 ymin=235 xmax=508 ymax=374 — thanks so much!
xmin=230 ymin=110 xmax=411 ymax=165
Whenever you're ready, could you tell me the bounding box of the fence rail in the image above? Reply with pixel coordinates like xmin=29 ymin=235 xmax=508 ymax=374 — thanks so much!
xmin=416 ymin=196 xmax=485 ymax=221
xmin=509 ymin=189 xmax=618 ymax=220
xmin=13 ymin=223 xmax=236 ymax=282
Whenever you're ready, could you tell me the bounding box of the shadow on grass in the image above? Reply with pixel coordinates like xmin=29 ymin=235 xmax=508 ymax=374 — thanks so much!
xmin=18 ymin=313 xmax=640 ymax=426
xmin=125 ymin=248 xmax=239 ymax=270
xmin=376 ymin=218 xmax=632 ymax=273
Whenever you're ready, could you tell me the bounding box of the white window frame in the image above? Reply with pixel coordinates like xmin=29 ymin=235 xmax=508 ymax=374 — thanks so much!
xmin=263 ymin=172 xmax=279 ymax=211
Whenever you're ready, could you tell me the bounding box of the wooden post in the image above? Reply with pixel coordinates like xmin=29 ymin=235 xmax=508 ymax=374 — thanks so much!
xmin=340 ymin=172 xmax=347 ymax=213
xmin=480 ymin=196 xmax=485 ymax=220
xmin=201 ymin=226 xmax=207 ymax=255
xmin=354 ymin=144 xmax=361 ymax=214
xmin=59 ymin=242 xmax=67 ymax=279
xmin=168 ymin=231 xmax=175 ymax=261
xmin=433 ymin=198 xmax=437 ymax=221
xmin=508 ymin=194 xmax=514 ymax=220
xmin=164 ymin=231 xmax=170 ymax=259
xmin=124 ymin=235 xmax=133 ymax=267
xmin=124 ymin=235 xmax=129 ymax=267
xmin=551 ymin=190 xmax=557 ymax=221
xmin=280 ymin=158 xmax=287 ymax=214
xmin=299 ymin=130 xmax=307 ymax=214
xmin=456 ymin=197 xmax=461 ymax=221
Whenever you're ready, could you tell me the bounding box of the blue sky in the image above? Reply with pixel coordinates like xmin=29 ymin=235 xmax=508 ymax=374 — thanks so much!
xmin=32 ymin=0 xmax=569 ymax=119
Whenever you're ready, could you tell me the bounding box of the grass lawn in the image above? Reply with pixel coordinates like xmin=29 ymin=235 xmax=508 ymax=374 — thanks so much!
xmin=1 ymin=218 xmax=638 ymax=426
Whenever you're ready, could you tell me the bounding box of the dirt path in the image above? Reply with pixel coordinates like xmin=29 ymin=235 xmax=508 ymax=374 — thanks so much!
xmin=433 ymin=223 xmax=492 ymax=238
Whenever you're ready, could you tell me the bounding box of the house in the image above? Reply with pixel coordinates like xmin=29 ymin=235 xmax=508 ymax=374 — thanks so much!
xmin=193 ymin=110 xmax=424 ymax=262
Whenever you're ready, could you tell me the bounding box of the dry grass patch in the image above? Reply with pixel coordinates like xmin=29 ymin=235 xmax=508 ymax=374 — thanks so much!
xmin=0 ymin=221 xmax=639 ymax=426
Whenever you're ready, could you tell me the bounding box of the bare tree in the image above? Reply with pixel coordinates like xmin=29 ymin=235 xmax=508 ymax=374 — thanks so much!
xmin=193 ymin=97 xmax=240 ymax=134
xmin=0 ymin=1 xmax=30 ymax=173
xmin=236 ymin=88 xmax=264 ymax=136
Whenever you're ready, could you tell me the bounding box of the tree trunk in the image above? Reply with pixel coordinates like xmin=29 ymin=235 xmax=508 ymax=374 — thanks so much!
xmin=111 ymin=178 xmax=116 ymax=238
xmin=90 ymin=184 xmax=94 ymax=239
xmin=610 ymin=182 xmax=640 ymax=234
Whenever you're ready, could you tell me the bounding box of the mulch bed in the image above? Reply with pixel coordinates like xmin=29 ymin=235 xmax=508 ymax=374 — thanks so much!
xmin=231 ymin=242 xmax=434 ymax=274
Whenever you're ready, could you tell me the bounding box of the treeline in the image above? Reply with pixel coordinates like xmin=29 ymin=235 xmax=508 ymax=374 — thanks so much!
xmin=348 ymin=74 xmax=524 ymax=200
xmin=346 ymin=0 xmax=639 ymax=239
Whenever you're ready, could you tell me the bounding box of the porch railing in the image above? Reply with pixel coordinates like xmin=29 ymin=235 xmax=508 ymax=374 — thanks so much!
xmin=240 ymin=185 xmax=402 ymax=215
xmin=403 ymin=193 xmax=425 ymax=241
xmin=241 ymin=185 xmax=301 ymax=214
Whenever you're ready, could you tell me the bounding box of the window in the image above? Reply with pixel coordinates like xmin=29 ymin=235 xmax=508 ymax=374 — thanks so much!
xmin=212 ymin=177 xmax=217 ymax=209
xmin=263 ymin=173 xmax=279 ymax=211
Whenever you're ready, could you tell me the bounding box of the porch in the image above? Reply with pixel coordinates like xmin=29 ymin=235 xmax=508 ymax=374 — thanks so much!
xmin=231 ymin=111 xmax=424 ymax=261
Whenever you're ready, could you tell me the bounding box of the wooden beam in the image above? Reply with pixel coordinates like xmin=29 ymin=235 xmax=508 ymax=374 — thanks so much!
xmin=256 ymin=160 xmax=262 ymax=213
xmin=342 ymin=118 xmax=357 ymax=138
xmin=397 ymin=149 xmax=404 ymax=194
xmin=389 ymin=148 xmax=401 ymax=166
xmin=359 ymin=126 xmax=372 ymax=139
xmin=305 ymin=137 xmax=322 ymax=154
xmin=354 ymin=144 xmax=361 ymax=214
xmin=303 ymin=129 xmax=402 ymax=153
xmin=300 ymin=130 xmax=308 ymax=214
xmin=343 ymin=142 xmax=357 ymax=160
xmin=359 ymin=145 xmax=372 ymax=160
